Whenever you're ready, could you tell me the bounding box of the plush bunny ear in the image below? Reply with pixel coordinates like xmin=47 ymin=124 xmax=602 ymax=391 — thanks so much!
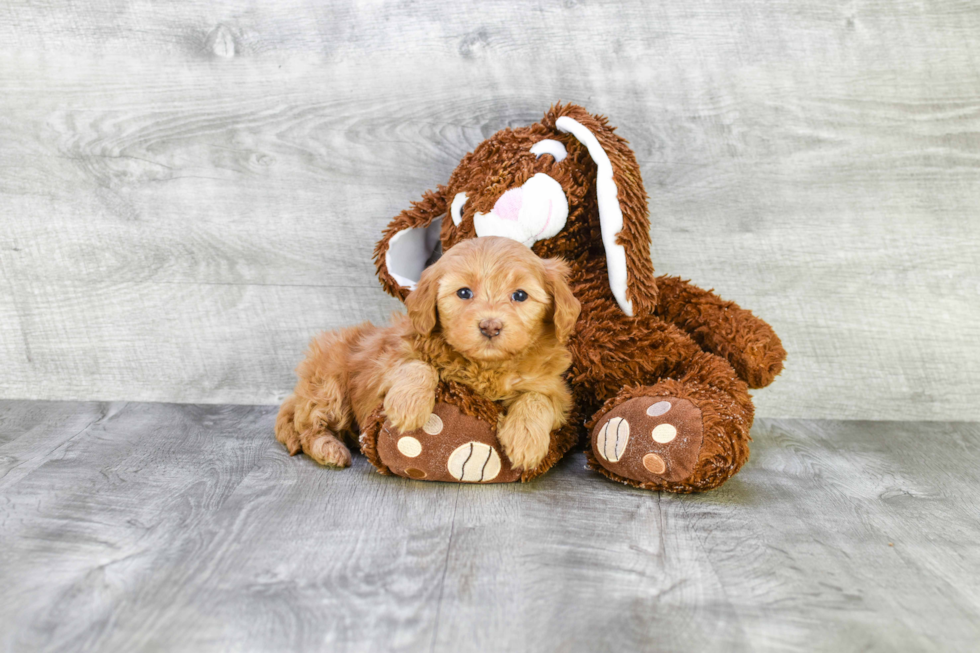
xmin=374 ymin=187 xmax=448 ymax=301
xmin=555 ymin=110 xmax=658 ymax=317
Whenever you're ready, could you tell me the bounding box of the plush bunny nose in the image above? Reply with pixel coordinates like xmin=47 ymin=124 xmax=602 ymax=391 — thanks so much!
xmin=492 ymin=188 xmax=523 ymax=222
xmin=479 ymin=318 xmax=503 ymax=339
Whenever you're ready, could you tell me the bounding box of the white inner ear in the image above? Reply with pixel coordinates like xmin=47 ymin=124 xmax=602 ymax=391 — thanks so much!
xmin=556 ymin=116 xmax=633 ymax=316
xmin=385 ymin=217 xmax=443 ymax=290
xmin=451 ymin=192 xmax=468 ymax=226
xmin=530 ymin=139 xmax=567 ymax=162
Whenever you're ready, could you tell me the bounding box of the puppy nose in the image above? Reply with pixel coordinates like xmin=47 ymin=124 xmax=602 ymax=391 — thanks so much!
xmin=493 ymin=188 xmax=523 ymax=222
xmin=479 ymin=318 xmax=503 ymax=339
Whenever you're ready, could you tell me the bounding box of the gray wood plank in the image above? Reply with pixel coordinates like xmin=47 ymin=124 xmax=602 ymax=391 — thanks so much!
xmin=0 ymin=401 xmax=978 ymax=652
xmin=0 ymin=400 xmax=104 ymax=449
xmin=1 ymin=0 xmax=979 ymax=418
xmin=0 ymin=400 xmax=122 ymax=489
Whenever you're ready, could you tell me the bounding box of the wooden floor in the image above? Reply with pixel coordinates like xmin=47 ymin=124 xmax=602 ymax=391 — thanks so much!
xmin=0 ymin=401 xmax=977 ymax=652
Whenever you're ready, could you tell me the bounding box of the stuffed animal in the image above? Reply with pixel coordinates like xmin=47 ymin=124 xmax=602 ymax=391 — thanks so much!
xmin=361 ymin=103 xmax=786 ymax=493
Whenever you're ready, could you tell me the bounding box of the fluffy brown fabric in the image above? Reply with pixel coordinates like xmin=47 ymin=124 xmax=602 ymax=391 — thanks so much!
xmin=277 ymin=237 xmax=580 ymax=481
xmin=372 ymin=103 xmax=787 ymax=492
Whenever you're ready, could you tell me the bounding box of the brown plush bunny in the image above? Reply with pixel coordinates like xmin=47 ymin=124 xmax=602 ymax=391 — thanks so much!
xmin=362 ymin=103 xmax=786 ymax=493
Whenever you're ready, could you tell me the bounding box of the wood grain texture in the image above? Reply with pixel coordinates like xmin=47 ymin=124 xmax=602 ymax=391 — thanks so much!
xmin=0 ymin=400 xmax=978 ymax=652
xmin=1 ymin=0 xmax=979 ymax=418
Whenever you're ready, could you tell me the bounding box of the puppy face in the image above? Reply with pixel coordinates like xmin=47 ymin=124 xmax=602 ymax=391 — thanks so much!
xmin=406 ymin=237 xmax=580 ymax=362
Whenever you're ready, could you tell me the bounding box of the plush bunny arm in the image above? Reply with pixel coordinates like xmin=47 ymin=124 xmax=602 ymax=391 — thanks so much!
xmin=373 ymin=187 xmax=448 ymax=301
xmin=655 ymin=275 xmax=786 ymax=389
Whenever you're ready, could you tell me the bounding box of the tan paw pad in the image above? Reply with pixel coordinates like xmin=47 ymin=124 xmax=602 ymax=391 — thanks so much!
xmin=422 ymin=414 xmax=444 ymax=435
xmin=596 ymin=416 xmax=630 ymax=463
xmin=647 ymin=401 xmax=672 ymax=417
xmin=642 ymin=453 xmax=666 ymax=474
xmin=447 ymin=442 xmax=502 ymax=482
xmin=652 ymin=424 xmax=677 ymax=443
xmin=397 ymin=436 xmax=422 ymax=457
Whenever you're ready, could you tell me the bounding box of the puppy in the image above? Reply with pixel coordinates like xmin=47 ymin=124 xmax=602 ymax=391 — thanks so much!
xmin=275 ymin=236 xmax=581 ymax=471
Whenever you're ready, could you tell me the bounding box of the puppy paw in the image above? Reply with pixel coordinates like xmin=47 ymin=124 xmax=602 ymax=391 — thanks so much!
xmin=497 ymin=414 xmax=551 ymax=471
xmin=300 ymin=429 xmax=352 ymax=468
xmin=274 ymin=396 xmax=302 ymax=455
xmin=275 ymin=423 xmax=302 ymax=456
xmin=384 ymin=384 xmax=436 ymax=432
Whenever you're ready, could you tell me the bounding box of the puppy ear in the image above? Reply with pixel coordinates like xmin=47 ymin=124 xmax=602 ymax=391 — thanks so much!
xmin=405 ymin=261 xmax=441 ymax=336
xmin=542 ymin=258 xmax=581 ymax=344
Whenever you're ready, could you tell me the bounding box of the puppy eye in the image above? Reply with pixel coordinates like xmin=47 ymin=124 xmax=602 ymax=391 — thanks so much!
xmin=451 ymin=192 xmax=468 ymax=226
xmin=511 ymin=290 xmax=528 ymax=302
xmin=456 ymin=288 xmax=473 ymax=300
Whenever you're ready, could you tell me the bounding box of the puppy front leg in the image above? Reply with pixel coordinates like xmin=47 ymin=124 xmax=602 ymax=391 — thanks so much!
xmin=383 ymin=360 xmax=439 ymax=432
xmin=498 ymin=392 xmax=563 ymax=471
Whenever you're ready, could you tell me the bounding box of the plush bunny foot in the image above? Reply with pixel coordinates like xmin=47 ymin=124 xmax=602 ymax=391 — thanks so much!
xmin=591 ymin=396 xmax=704 ymax=483
xmin=372 ymin=402 xmax=521 ymax=483
xmin=361 ymin=381 xmax=575 ymax=483
xmin=587 ymin=384 xmax=752 ymax=493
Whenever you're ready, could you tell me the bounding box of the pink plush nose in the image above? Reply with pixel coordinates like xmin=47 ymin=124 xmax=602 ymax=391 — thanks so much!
xmin=493 ymin=188 xmax=523 ymax=221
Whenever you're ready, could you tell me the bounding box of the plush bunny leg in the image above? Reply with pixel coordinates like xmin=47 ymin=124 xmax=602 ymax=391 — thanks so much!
xmin=655 ymin=275 xmax=786 ymax=389
xmin=586 ymin=350 xmax=754 ymax=493
xmin=361 ymin=381 xmax=576 ymax=483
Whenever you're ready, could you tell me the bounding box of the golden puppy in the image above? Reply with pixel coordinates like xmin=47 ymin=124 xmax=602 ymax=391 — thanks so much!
xmin=275 ymin=236 xmax=581 ymax=472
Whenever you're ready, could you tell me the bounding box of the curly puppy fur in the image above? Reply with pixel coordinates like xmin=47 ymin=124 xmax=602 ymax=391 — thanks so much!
xmin=276 ymin=236 xmax=580 ymax=472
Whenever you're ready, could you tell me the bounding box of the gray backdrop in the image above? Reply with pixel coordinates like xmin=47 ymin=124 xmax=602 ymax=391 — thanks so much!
xmin=1 ymin=0 xmax=978 ymax=419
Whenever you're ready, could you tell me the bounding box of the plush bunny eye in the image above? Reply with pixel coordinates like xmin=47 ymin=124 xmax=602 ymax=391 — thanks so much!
xmin=456 ymin=288 xmax=473 ymax=300
xmin=451 ymin=192 xmax=468 ymax=226
xmin=511 ymin=289 xmax=528 ymax=302
xmin=529 ymin=139 xmax=567 ymax=163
